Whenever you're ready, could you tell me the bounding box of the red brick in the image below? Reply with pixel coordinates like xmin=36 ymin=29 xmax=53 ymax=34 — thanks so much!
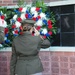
xmin=51 ymin=62 xmax=59 ymax=67
xmin=43 ymin=68 xmax=50 ymax=73
xmin=60 ymin=69 xmax=69 ymax=74
xmin=8 ymin=3 xmax=17 ymax=6
xmin=73 ymin=53 xmax=75 ymax=55
xmin=53 ymin=52 xmax=64 ymax=56
xmin=13 ymin=0 xmax=18 ymax=3
xmin=51 ymin=68 xmax=59 ymax=73
xmin=39 ymin=52 xmax=45 ymax=56
xmin=0 ymin=62 xmax=7 ymax=66
xmin=0 ymin=1 xmax=2 ymax=3
xmin=70 ymin=69 xmax=75 ymax=75
xmin=40 ymin=55 xmax=50 ymax=61
xmin=1 ymin=56 xmax=7 ymax=61
xmin=60 ymin=62 xmax=68 ymax=68
xmin=50 ymin=52 xmax=55 ymax=55
xmin=60 ymin=56 xmax=68 ymax=62
xmin=43 ymin=62 xmax=50 ymax=67
xmin=70 ymin=63 xmax=75 ymax=69
xmin=64 ymin=52 xmax=74 ymax=56
xmin=70 ymin=57 xmax=75 ymax=62
xmin=0 ymin=3 xmax=8 ymax=6
xmin=51 ymin=56 xmax=59 ymax=61
xmin=3 ymin=0 xmax=13 ymax=3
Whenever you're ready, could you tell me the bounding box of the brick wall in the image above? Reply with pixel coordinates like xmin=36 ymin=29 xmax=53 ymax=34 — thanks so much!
xmin=0 ymin=51 xmax=75 ymax=75
xmin=0 ymin=0 xmax=64 ymax=6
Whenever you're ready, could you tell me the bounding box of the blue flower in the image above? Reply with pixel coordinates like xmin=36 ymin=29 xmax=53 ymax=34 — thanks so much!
xmin=5 ymin=34 xmax=9 ymax=37
xmin=45 ymin=33 xmax=50 ymax=37
xmin=40 ymin=31 xmax=44 ymax=35
xmin=28 ymin=13 xmax=32 ymax=19
xmin=32 ymin=14 xmax=34 ymax=17
xmin=14 ymin=9 xmax=21 ymax=16
xmin=14 ymin=34 xmax=18 ymax=36
xmin=26 ymin=10 xmax=29 ymax=14
xmin=36 ymin=17 xmax=38 ymax=21
xmin=38 ymin=9 xmax=42 ymax=13
xmin=43 ymin=19 xmax=48 ymax=26
xmin=12 ymin=19 xmax=15 ymax=23
xmin=14 ymin=9 xmax=18 ymax=13
xmin=5 ymin=40 xmax=10 ymax=43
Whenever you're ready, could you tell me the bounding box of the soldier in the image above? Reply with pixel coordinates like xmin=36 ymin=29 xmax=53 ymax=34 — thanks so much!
xmin=10 ymin=19 xmax=50 ymax=75
xmin=0 ymin=26 xmax=4 ymax=43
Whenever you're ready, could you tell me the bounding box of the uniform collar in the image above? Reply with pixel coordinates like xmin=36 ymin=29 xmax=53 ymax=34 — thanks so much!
xmin=23 ymin=31 xmax=32 ymax=35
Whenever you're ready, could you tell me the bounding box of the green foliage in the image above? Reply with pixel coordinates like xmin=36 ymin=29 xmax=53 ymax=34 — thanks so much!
xmin=0 ymin=6 xmax=7 ymax=14
xmin=32 ymin=0 xmax=47 ymax=12
xmin=0 ymin=7 xmax=15 ymax=48
xmin=17 ymin=0 xmax=26 ymax=7
xmin=50 ymin=12 xmax=57 ymax=34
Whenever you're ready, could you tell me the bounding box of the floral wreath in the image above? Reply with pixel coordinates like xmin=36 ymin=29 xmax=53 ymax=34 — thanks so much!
xmin=0 ymin=11 xmax=10 ymax=47
xmin=11 ymin=5 xmax=55 ymax=39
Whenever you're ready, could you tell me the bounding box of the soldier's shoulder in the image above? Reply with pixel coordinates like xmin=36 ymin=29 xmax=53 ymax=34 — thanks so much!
xmin=13 ymin=36 xmax=19 ymax=42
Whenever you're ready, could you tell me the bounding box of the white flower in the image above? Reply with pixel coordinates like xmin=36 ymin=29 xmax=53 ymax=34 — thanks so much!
xmin=0 ymin=44 xmax=3 ymax=47
xmin=1 ymin=11 xmax=3 ymax=14
xmin=13 ymin=15 xmax=17 ymax=20
xmin=15 ymin=21 xmax=21 ymax=28
xmin=35 ymin=19 xmax=43 ymax=26
xmin=40 ymin=13 xmax=46 ymax=19
xmin=3 ymin=20 xmax=7 ymax=27
xmin=4 ymin=14 xmax=6 ymax=17
xmin=12 ymin=31 xmax=15 ymax=34
xmin=31 ymin=7 xmax=36 ymax=13
xmin=33 ymin=11 xmax=38 ymax=17
xmin=22 ymin=7 xmax=27 ymax=13
xmin=41 ymin=28 xmax=48 ymax=34
xmin=4 ymin=37 xmax=7 ymax=40
xmin=20 ymin=13 xmax=26 ymax=20
xmin=0 ymin=18 xmax=7 ymax=27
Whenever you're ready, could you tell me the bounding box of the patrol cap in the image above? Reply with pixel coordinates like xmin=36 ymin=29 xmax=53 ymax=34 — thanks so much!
xmin=21 ymin=19 xmax=36 ymax=26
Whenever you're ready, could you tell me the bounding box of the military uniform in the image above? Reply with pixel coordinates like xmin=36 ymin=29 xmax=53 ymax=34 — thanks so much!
xmin=0 ymin=27 xmax=4 ymax=43
xmin=10 ymin=31 xmax=50 ymax=75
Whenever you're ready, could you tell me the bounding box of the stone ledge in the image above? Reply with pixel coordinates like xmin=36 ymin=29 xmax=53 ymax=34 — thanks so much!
xmin=0 ymin=47 xmax=75 ymax=52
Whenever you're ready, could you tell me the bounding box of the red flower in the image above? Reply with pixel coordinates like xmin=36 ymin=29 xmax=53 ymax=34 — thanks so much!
xmin=14 ymin=30 xmax=18 ymax=34
xmin=48 ymin=25 xmax=52 ymax=29
xmin=32 ymin=17 xmax=36 ymax=21
xmin=37 ymin=16 xmax=41 ymax=19
xmin=19 ymin=7 xmax=23 ymax=12
xmin=4 ymin=28 xmax=8 ymax=34
xmin=25 ymin=14 xmax=28 ymax=18
xmin=42 ymin=35 xmax=46 ymax=39
xmin=1 ymin=15 xmax=5 ymax=19
xmin=17 ymin=17 xmax=22 ymax=22
xmin=12 ymin=24 xmax=16 ymax=29
xmin=19 ymin=26 xmax=23 ymax=30
xmin=36 ymin=26 xmax=41 ymax=30
xmin=36 ymin=7 xmax=40 ymax=11
xmin=48 ymin=20 xmax=52 ymax=25
xmin=19 ymin=32 xmax=23 ymax=35
xmin=48 ymin=31 xmax=52 ymax=35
